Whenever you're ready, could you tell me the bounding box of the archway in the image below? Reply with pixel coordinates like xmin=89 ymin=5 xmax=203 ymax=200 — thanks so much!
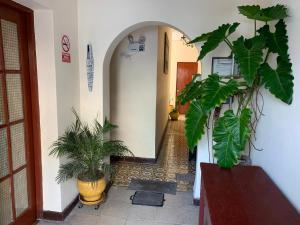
xmin=102 ymin=21 xmax=197 ymax=121
xmin=103 ymin=21 xmax=201 ymax=195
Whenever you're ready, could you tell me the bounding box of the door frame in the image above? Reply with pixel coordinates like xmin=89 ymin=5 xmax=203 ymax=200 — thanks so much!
xmin=0 ymin=0 xmax=43 ymax=219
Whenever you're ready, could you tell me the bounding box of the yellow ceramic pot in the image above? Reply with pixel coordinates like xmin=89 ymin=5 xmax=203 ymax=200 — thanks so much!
xmin=77 ymin=177 xmax=106 ymax=205
xmin=169 ymin=111 xmax=179 ymax=121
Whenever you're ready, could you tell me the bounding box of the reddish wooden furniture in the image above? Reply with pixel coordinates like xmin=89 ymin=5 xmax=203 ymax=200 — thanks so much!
xmin=199 ymin=163 xmax=300 ymax=225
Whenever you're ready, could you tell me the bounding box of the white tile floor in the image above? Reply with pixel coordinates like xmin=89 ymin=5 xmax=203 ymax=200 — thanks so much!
xmin=38 ymin=186 xmax=199 ymax=225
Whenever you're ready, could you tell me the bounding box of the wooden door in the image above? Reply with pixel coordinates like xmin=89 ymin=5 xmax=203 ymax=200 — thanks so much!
xmin=176 ymin=62 xmax=198 ymax=114
xmin=0 ymin=2 xmax=39 ymax=225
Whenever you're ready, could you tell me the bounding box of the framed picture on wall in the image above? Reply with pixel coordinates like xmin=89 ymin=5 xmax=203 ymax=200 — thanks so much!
xmin=212 ymin=57 xmax=239 ymax=105
xmin=164 ymin=32 xmax=169 ymax=74
xmin=211 ymin=57 xmax=240 ymax=77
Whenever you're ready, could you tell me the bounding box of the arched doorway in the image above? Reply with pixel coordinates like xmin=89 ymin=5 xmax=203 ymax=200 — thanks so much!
xmin=104 ymin=22 xmax=201 ymax=193
xmin=102 ymin=21 xmax=197 ymax=121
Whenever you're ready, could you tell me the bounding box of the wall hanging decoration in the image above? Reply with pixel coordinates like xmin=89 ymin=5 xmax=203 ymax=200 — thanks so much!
xmin=212 ymin=57 xmax=240 ymax=78
xmin=86 ymin=43 xmax=94 ymax=92
xmin=163 ymin=32 xmax=169 ymax=74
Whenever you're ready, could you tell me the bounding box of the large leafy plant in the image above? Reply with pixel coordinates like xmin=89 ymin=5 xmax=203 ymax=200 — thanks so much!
xmin=50 ymin=110 xmax=132 ymax=183
xmin=179 ymin=5 xmax=294 ymax=168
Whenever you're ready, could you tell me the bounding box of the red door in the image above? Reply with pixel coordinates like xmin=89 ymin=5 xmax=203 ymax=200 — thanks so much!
xmin=0 ymin=2 xmax=39 ymax=225
xmin=176 ymin=62 xmax=198 ymax=114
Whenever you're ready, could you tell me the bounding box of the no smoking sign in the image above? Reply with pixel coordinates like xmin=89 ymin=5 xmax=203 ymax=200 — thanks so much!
xmin=61 ymin=35 xmax=71 ymax=63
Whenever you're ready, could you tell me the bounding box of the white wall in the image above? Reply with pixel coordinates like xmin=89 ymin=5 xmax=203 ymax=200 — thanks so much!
xmin=169 ymin=33 xmax=201 ymax=106
xmin=155 ymin=26 xmax=172 ymax=153
xmin=35 ymin=0 xmax=80 ymax=211
xmin=250 ymin=0 xmax=300 ymax=211
xmin=110 ymin=26 xmax=158 ymax=159
xmin=14 ymin=0 xmax=80 ymax=212
xmin=77 ymin=0 xmax=257 ymax=124
xmin=33 ymin=9 xmax=62 ymax=212
xmin=77 ymin=1 xmax=257 ymax=205
xmin=17 ymin=0 xmax=300 ymax=214
xmin=194 ymin=1 xmax=300 ymax=212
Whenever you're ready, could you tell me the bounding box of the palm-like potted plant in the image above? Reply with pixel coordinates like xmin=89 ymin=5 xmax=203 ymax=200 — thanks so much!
xmin=179 ymin=4 xmax=294 ymax=168
xmin=50 ymin=110 xmax=132 ymax=207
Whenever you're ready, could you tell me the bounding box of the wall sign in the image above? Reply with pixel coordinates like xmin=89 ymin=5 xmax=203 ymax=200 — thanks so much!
xmin=61 ymin=35 xmax=71 ymax=63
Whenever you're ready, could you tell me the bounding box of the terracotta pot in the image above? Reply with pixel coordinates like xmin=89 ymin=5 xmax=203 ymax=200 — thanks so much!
xmin=77 ymin=177 xmax=106 ymax=205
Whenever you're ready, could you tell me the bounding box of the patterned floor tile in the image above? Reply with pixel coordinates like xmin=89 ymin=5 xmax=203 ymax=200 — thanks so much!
xmin=112 ymin=117 xmax=195 ymax=191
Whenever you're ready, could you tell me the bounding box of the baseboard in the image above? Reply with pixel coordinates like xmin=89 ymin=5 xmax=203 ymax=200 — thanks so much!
xmin=111 ymin=155 xmax=156 ymax=164
xmin=193 ymin=198 xmax=200 ymax=206
xmin=42 ymin=194 xmax=78 ymax=221
xmin=111 ymin=121 xmax=169 ymax=164
xmin=42 ymin=181 xmax=113 ymax=221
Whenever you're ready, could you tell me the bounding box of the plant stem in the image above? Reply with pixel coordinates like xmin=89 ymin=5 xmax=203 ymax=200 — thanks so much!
xmin=244 ymin=91 xmax=253 ymax=109
xmin=224 ymin=38 xmax=233 ymax=50
xmin=264 ymin=49 xmax=270 ymax=64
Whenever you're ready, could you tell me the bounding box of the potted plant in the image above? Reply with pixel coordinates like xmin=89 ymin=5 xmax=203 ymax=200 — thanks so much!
xmin=50 ymin=110 xmax=132 ymax=207
xmin=179 ymin=4 xmax=294 ymax=168
xmin=169 ymin=100 xmax=180 ymax=120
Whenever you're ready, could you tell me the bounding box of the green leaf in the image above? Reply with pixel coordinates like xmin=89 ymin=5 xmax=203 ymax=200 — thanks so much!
xmin=178 ymin=77 xmax=203 ymax=105
xmin=238 ymin=5 xmax=261 ymax=20
xmin=258 ymin=20 xmax=289 ymax=58
xmin=260 ymin=56 xmax=294 ymax=104
xmin=233 ymin=36 xmax=265 ymax=86
xmin=228 ymin=22 xmax=240 ymax=34
xmin=197 ymin=23 xmax=240 ymax=60
xmin=213 ymin=109 xmax=252 ymax=168
xmin=189 ymin=32 xmax=212 ymax=44
xmin=262 ymin=5 xmax=288 ymax=21
xmin=238 ymin=5 xmax=288 ymax=22
xmin=201 ymin=75 xmax=238 ymax=110
xmin=185 ymin=100 xmax=208 ymax=149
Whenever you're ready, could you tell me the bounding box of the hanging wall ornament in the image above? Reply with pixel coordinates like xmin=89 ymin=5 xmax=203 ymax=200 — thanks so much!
xmin=86 ymin=43 xmax=94 ymax=92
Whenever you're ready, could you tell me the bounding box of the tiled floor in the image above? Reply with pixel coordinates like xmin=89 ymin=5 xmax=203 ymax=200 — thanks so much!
xmin=38 ymin=117 xmax=199 ymax=225
xmin=38 ymin=186 xmax=199 ymax=225
xmin=112 ymin=116 xmax=196 ymax=191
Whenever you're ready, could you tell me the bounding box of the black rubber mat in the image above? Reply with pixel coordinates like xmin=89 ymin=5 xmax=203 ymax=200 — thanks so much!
xmin=128 ymin=179 xmax=177 ymax=195
xmin=130 ymin=191 xmax=165 ymax=207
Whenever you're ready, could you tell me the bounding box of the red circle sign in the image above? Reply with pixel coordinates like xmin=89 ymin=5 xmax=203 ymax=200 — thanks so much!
xmin=61 ymin=35 xmax=70 ymax=52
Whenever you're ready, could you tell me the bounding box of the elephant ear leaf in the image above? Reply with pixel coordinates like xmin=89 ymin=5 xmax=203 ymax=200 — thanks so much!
xmin=262 ymin=5 xmax=288 ymax=21
xmin=233 ymin=36 xmax=265 ymax=86
xmin=258 ymin=19 xmax=289 ymax=59
xmin=178 ymin=76 xmax=203 ymax=105
xmin=197 ymin=23 xmax=239 ymax=60
xmin=185 ymin=100 xmax=208 ymax=150
xmin=238 ymin=5 xmax=261 ymax=20
xmin=260 ymin=56 xmax=294 ymax=104
xmin=189 ymin=32 xmax=211 ymax=44
xmin=201 ymin=75 xmax=238 ymax=110
xmin=213 ymin=108 xmax=252 ymax=168
xmin=238 ymin=5 xmax=288 ymax=22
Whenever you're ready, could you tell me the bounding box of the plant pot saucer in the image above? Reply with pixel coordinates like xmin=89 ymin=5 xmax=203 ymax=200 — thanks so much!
xmin=79 ymin=192 xmax=106 ymax=206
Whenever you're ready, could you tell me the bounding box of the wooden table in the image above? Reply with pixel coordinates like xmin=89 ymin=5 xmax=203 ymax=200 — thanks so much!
xmin=199 ymin=163 xmax=300 ymax=225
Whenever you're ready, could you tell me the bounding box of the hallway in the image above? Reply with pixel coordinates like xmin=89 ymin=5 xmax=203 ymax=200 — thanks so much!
xmin=112 ymin=117 xmax=196 ymax=192
xmin=38 ymin=117 xmax=199 ymax=225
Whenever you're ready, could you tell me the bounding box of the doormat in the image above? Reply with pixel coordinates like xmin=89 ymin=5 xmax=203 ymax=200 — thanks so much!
xmin=130 ymin=191 xmax=165 ymax=207
xmin=128 ymin=179 xmax=177 ymax=195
